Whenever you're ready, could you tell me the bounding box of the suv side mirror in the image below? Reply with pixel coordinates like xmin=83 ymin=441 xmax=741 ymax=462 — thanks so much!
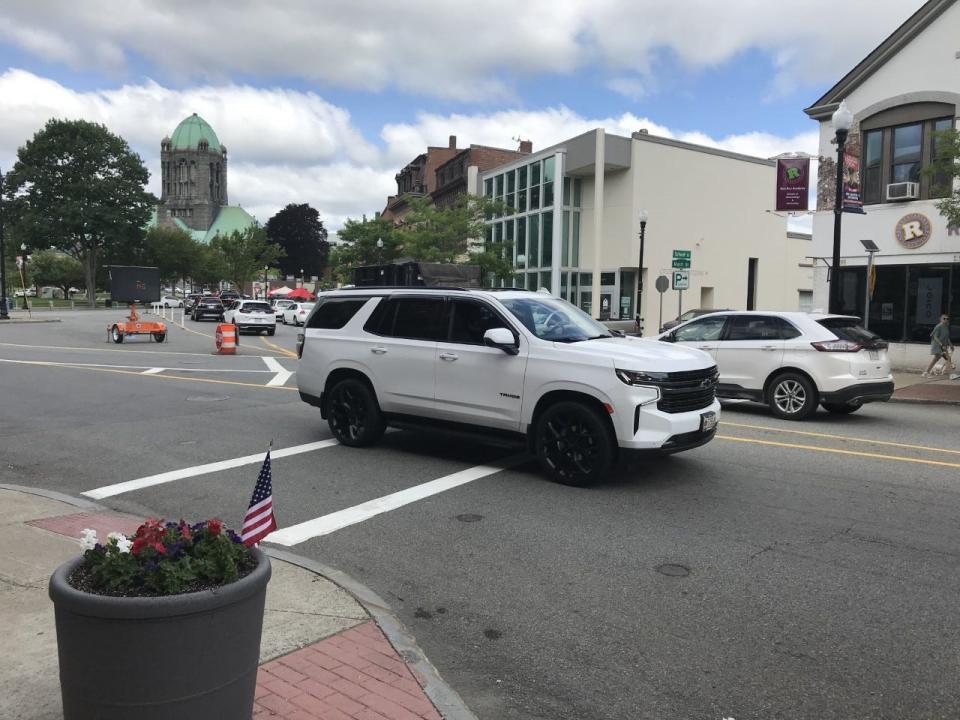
xmin=483 ymin=327 xmax=519 ymax=355
xmin=660 ymin=331 xmax=676 ymax=343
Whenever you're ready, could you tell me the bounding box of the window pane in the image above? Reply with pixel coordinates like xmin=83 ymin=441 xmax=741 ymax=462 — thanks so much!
xmin=563 ymin=177 xmax=570 ymax=206
xmin=307 ymin=299 xmax=367 ymax=329
xmin=505 ymin=219 xmax=514 ymax=242
xmin=449 ymin=301 xmax=509 ymax=345
xmin=527 ymin=272 xmax=537 ymax=290
xmin=518 ymin=188 xmax=527 ymax=212
xmin=543 ymin=181 xmax=554 ymax=208
xmin=675 ymin=316 xmax=726 ymax=342
xmin=600 ymin=272 xmax=616 ymax=286
xmin=571 ymin=212 xmax=580 ymax=266
xmin=562 ymin=211 xmax=570 ymax=267
xmin=932 ymin=118 xmax=954 ymax=198
xmin=505 ymin=193 xmax=515 ymax=212
xmin=893 ymin=124 xmax=922 ymax=162
xmin=573 ymin=178 xmax=582 ymax=207
xmin=726 ymin=315 xmax=783 ymax=341
xmin=892 ymin=162 xmax=920 ymax=184
xmin=528 ymin=214 xmax=539 ymax=267
xmin=530 ymin=184 xmax=541 ymax=210
xmin=484 ymin=179 xmax=492 ymax=197
xmin=542 ymin=212 xmax=553 ymax=267
xmin=495 ymin=174 xmax=504 ymax=197
xmin=540 ymin=271 xmax=551 ymax=290
xmin=543 ymin=156 xmax=555 ymax=182
xmin=392 ymin=299 xmax=446 ymax=340
xmin=506 ymin=171 xmax=515 ymax=193
xmin=518 ymin=166 xmax=527 ymax=189
xmin=863 ymin=130 xmax=882 ymax=204
xmin=530 ymin=161 xmax=540 ymax=186
xmin=516 ymin=217 xmax=526 ymax=264
xmin=579 ymin=272 xmax=592 ymax=286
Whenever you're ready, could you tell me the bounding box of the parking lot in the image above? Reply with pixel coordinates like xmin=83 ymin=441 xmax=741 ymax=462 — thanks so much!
xmin=3 ymin=310 xmax=960 ymax=719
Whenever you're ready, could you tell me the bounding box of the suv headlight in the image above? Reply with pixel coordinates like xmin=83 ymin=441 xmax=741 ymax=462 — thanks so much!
xmin=616 ymin=369 xmax=669 ymax=385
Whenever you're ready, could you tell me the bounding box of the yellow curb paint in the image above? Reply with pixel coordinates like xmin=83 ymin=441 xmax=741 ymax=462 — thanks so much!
xmin=716 ymin=434 xmax=960 ymax=470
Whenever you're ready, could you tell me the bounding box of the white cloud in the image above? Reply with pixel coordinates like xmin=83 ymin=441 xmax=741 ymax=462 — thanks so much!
xmin=0 ymin=1 xmax=926 ymax=101
xmin=0 ymin=71 xmax=819 ymax=235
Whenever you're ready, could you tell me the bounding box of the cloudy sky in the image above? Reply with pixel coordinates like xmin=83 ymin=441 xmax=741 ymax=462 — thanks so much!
xmin=0 ymin=1 xmax=925 ymax=234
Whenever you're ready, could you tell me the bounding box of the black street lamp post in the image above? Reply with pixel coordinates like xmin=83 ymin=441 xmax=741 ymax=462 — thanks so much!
xmin=20 ymin=242 xmax=29 ymax=310
xmin=829 ymin=100 xmax=853 ymax=314
xmin=0 ymin=167 xmax=8 ymax=320
xmin=635 ymin=209 xmax=648 ymax=334
xmin=263 ymin=265 xmax=269 ymax=300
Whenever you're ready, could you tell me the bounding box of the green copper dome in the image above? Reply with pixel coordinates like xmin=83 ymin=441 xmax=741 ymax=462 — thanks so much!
xmin=169 ymin=113 xmax=221 ymax=152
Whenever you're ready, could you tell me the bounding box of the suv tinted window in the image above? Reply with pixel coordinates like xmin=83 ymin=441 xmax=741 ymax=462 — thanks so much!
xmin=674 ymin=316 xmax=726 ymax=342
xmin=448 ymin=300 xmax=510 ymax=344
xmin=818 ymin=318 xmax=883 ymax=345
xmin=365 ymin=297 xmax=446 ymax=341
xmin=777 ymin=318 xmax=802 ymax=339
xmin=307 ymin=299 xmax=368 ymax=329
xmin=726 ymin=315 xmax=782 ymax=341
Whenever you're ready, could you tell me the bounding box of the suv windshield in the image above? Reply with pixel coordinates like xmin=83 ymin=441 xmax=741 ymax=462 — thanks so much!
xmin=501 ymin=296 xmax=612 ymax=342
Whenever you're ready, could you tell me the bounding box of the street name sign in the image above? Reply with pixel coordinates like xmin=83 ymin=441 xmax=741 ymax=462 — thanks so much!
xmin=672 ymin=250 xmax=691 ymax=269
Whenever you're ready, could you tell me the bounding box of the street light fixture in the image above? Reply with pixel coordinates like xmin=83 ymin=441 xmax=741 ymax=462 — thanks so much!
xmin=20 ymin=242 xmax=29 ymax=309
xmin=829 ymin=100 xmax=854 ymax=314
xmin=263 ymin=265 xmax=269 ymax=300
xmin=0 ymin=167 xmax=8 ymax=320
xmin=635 ymin=209 xmax=648 ymax=334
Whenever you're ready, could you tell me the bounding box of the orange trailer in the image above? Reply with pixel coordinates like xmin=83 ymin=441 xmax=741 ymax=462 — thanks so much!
xmin=108 ymin=303 xmax=167 ymax=343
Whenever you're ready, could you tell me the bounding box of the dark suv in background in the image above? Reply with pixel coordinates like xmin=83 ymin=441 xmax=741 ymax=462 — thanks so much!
xmin=191 ymin=297 xmax=224 ymax=322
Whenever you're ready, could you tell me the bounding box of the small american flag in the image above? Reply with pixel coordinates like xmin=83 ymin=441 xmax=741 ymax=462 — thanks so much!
xmin=241 ymin=448 xmax=277 ymax=547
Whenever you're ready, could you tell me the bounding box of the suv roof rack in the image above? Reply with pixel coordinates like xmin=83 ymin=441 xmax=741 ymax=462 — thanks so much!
xmin=333 ymin=285 xmax=470 ymax=291
xmin=484 ymin=287 xmax=532 ymax=292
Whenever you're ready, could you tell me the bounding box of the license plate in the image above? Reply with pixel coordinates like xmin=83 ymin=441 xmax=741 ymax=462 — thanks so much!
xmin=868 ymin=350 xmax=879 ymax=360
xmin=700 ymin=411 xmax=718 ymax=433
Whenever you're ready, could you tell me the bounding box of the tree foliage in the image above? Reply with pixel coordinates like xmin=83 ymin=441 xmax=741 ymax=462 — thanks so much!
xmin=4 ymin=119 xmax=156 ymax=306
xmin=265 ymin=203 xmax=330 ymax=279
xmin=28 ymin=250 xmax=85 ymax=298
xmin=142 ymin=226 xmax=201 ymax=285
xmin=209 ymin=226 xmax=284 ymax=288
xmin=329 ymin=214 xmax=400 ymax=284
xmin=928 ymin=127 xmax=960 ymax=228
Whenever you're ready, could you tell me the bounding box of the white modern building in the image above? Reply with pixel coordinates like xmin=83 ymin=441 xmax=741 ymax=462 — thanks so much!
xmin=474 ymin=128 xmax=811 ymax=333
xmin=805 ymin=0 xmax=959 ymax=358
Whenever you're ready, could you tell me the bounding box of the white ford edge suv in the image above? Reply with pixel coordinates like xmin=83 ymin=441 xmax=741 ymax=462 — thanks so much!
xmin=296 ymin=288 xmax=720 ymax=486
xmin=658 ymin=310 xmax=894 ymax=420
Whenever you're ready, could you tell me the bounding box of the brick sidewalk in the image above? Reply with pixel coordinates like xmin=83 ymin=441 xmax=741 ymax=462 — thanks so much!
xmin=256 ymin=621 xmax=441 ymax=720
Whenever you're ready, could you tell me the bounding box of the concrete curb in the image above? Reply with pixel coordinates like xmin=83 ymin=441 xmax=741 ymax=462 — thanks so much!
xmin=0 ymin=484 xmax=476 ymax=720
xmin=265 ymin=547 xmax=478 ymax=720
xmin=0 ymin=317 xmax=62 ymax=323
xmin=889 ymin=396 xmax=960 ymax=406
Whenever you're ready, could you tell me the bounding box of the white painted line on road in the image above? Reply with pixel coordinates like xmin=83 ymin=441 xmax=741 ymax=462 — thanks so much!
xmin=0 ymin=341 xmax=221 ymax=357
xmin=263 ymin=356 xmax=294 ymax=387
xmin=0 ymin=358 xmax=275 ymax=373
xmin=265 ymin=455 xmax=525 ymax=546
xmin=83 ymin=439 xmax=340 ymax=499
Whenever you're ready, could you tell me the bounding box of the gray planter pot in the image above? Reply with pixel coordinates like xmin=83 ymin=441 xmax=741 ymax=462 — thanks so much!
xmin=49 ymin=548 xmax=271 ymax=720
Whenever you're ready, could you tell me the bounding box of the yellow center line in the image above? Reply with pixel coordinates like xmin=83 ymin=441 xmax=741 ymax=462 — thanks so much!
xmin=260 ymin=336 xmax=298 ymax=358
xmin=717 ymin=434 xmax=960 ymax=470
xmin=0 ymin=357 xmax=297 ymax=391
xmin=722 ymin=420 xmax=960 ymax=457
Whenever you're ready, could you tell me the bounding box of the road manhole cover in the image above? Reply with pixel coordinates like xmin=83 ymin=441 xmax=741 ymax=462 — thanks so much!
xmin=655 ymin=563 xmax=690 ymax=577
xmin=455 ymin=513 xmax=484 ymax=523
xmin=185 ymin=394 xmax=230 ymax=402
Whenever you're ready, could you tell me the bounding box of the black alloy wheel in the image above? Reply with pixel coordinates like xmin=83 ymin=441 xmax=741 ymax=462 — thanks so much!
xmin=326 ymin=378 xmax=385 ymax=447
xmin=535 ymin=401 xmax=615 ymax=486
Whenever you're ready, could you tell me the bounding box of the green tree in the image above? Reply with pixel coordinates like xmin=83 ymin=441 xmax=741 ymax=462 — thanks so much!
xmin=928 ymin=127 xmax=960 ymax=228
xmin=192 ymin=243 xmax=227 ymax=290
xmin=209 ymin=226 xmax=283 ymax=288
xmin=28 ymin=250 xmax=85 ymax=299
xmin=330 ymin=214 xmax=400 ymax=284
xmin=142 ymin=225 xmax=201 ymax=290
xmin=4 ymin=119 xmax=156 ymax=306
xmin=266 ymin=203 xmax=330 ymax=279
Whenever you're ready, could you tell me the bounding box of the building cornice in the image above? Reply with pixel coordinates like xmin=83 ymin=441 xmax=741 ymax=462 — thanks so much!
xmin=804 ymin=0 xmax=957 ymax=119
xmin=631 ymin=132 xmax=776 ymax=167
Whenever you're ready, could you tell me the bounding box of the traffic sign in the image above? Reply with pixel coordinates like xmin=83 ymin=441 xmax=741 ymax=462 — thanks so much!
xmin=672 ymin=270 xmax=689 ymax=290
xmin=655 ymin=275 xmax=669 ymax=293
xmin=672 ymin=249 xmax=691 ymax=269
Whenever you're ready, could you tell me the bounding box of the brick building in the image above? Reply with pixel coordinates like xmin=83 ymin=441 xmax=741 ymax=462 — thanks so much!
xmin=382 ymin=136 xmax=461 ymax=221
xmin=432 ymin=141 xmax=532 ymax=208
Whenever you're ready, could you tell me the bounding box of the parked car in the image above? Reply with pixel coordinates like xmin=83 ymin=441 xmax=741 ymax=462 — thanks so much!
xmin=658 ymin=311 xmax=893 ymax=420
xmin=184 ymin=294 xmax=202 ymax=312
xmin=159 ymin=295 xmax=183 ymax=308
xmin=296 ymin=288 xmax=720 ymax=486
xmin=191 ymin=297 xmax=224 ymax=322
xmin=223 ymin=299 xmax=277 ymax=335
xmin=273 ymin=299 xmax=295 ymax=321
xmin=283 ymin=302 xmax=315 ymax=326
xmin=660 ymin=308 xmax=732 ymax=333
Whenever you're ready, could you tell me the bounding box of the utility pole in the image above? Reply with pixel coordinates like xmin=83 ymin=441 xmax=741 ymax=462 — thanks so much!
xmin=0 ymin=167 xmax=8 ymax=320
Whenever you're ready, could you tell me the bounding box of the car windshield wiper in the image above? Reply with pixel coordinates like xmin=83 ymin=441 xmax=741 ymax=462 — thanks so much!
xmin=553 ymin=334 xmax=612 ymax=343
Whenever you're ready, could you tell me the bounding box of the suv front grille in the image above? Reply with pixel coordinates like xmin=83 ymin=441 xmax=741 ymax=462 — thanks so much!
xmin=652 ymin=367 xmax=718 ymax=414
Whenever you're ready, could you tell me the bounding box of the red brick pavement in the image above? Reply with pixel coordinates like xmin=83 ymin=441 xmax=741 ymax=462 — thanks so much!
xmin=27 ymin=511 xmax=144 ymax=539
xmin=892 ymin=380 xmax=960 ymax=403
xmin=255 ymin=621 xmax=443 ymax=720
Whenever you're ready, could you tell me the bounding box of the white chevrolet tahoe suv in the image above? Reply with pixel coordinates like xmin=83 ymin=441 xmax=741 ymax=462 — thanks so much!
xmin=296 ymin=288 xmax=720 ymax=486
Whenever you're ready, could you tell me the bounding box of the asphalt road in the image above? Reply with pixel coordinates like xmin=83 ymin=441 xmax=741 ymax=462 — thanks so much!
xmin=2 ymin=310 xmax=959 ymax=720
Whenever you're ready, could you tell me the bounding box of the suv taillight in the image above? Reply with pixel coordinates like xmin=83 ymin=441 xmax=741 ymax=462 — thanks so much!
xmin=296 ymin=332 xmax=304 ymax=359
xmin=811 ymin=340 xmax=862 ymax=352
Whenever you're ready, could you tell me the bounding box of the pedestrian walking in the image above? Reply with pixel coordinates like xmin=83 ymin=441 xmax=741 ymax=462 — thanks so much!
xmin=923 ymin=314 xmax=954 ymax=377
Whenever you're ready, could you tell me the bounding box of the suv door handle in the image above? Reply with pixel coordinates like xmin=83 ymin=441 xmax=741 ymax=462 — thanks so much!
xmin=371 ymin=347 xmax=388 ymax=355
xmin=761 ymin=345 xmax=778 ymax=351
xmin=439 ymin=352 xmax=458 ymax=361
xmin=697 ymin=345 xmax=712 ymax=350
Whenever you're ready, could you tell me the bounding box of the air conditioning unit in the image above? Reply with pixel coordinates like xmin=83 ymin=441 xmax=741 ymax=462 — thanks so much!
xmin=886 ymin=181 xmax=919 ymax=201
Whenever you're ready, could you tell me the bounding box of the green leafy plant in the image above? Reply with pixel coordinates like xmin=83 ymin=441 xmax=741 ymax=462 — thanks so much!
xmin=73 ymin=518 xmax=257 ymax=597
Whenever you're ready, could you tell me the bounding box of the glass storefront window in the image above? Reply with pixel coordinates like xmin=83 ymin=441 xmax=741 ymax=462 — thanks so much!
xmin=528 ymin=214 xmax=539 ymax=267
xmin=540 ymin=271 xmax=551 ymax=290
xmin=600 ymin=272 xmax=616 ymax=286
xmin=542 ymin=212 xmax=553 ymax=267
xmin=516 ymin=217 xmax=526 ymax=266
xmin=868 ymin=265 xmax=905 ymax=340
xmin=527 ymin=272 xmax=537 ymax=290
xmin=907 ymin=265 xmax=950 ymax=342
xmin=579 ymin=272 xmax=592 ymax=286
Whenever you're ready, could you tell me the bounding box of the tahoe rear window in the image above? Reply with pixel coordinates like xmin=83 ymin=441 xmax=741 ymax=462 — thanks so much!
xmin=307 ymin=298 xmax=369 ymax=330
